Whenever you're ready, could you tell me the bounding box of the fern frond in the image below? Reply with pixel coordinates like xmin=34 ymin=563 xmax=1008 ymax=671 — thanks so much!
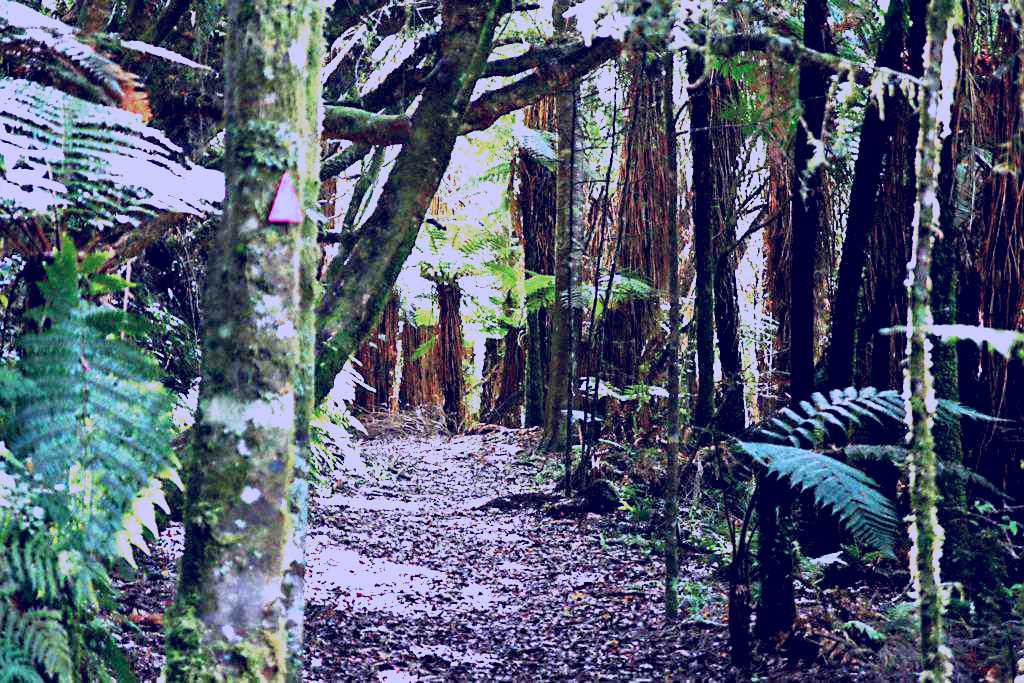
xmin=844 ymin=444 xmax=1010 ymax=501
xmin=756 ymin=387 xmax=905 ymax=448
xmin=0 ymin=602 xmax=72 ymax=683
xmin=8 ymin=244 xmax=177 ymax=561
xmin=0 ymin=0 xmax=138 ymax=112
xmin=738 ymin=441 xmax=900 ymax=553
xmin=0 ymin=78 xmax=222 ymax=246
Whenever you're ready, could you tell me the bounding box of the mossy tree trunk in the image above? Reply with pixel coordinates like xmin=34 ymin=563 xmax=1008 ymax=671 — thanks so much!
xmin=164 ymin=0 xmax=323 ymax=677
xmin=661 ymin=50 xmax=681 ymax=619
xmin=904 ymin=0 xmax=961 ymax=678
xmin=542 ymin=0 xmax=581 ymax=468
xmin=686 ymin=50 xmax=716 ymax=437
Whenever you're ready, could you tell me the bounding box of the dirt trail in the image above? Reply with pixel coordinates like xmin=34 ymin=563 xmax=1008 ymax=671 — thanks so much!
xmin=117 ymin=428 xmax=724 ymax=681
xmin=302 ymin=429 xmax=718 ymax=681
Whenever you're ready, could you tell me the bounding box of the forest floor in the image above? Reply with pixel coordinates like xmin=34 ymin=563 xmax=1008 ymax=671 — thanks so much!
xmin=114 ymin=421 xmax=959 ymax=681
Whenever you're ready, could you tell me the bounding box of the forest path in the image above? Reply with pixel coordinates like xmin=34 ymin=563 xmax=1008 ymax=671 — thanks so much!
xmin=117 ymin=427 xmax=725 ymax=681
xmin=302 ymin=428 xmax=720 ymax=681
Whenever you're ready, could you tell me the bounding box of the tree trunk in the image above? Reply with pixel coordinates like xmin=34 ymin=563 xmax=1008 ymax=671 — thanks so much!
xmin=399 ymin=317 xmax=442 ymax=408
xmin=354 ymin=293 xmax=400 ymax=413
xmin=828 ymin=0 xmax=909 ymax=388
xmin=904 ymin=0 xmax=962 ymax=678
xmin=314 ymin=0 xmax=511 ymax=403
xmin=788 ymin=0 xmax=831 ymax=403
xmin=710 ymin=75 xmax=746 ymax=435
xmin=542 ymin=5 xmax=580 ymax=465
xmin=164 ymin=0 xmax=323 ymax=676
xmin=517 ymin=100 xmax=557 ymax=428
xmin=687 ymin=50 xmax=716 ymax=436
xmin=661 ymin=51 xmax=681 ymax=618
xmin=437 ymin=280 xmax=466 ymax=432
xmin=603 ymin=57 xmax=672 ymax=391
xmin=757 ymin=0 xmax=833 ymax=646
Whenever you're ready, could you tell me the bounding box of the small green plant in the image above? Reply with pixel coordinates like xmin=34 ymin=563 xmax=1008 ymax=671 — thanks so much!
xmin=0 ymin=238 xmax=178 ymax=682
xmin=680 ymin=579 xmax=718 ymax=619
xmin=617 ymin=482 xmax=654 ymax=525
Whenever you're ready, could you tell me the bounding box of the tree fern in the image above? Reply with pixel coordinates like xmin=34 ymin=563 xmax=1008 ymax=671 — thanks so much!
xmin=8 ymin=240 xmax=178 ymax=562
xmin=0 ymin=1 xmax=222 ymax=252
xmin=741 ymin=388 xmax=1004 ymax=555
xmin=0 ymin=79 xmax=222 ymax=241
xmin=756 ymin=386 xmax=905 ymax=448
xmin=0 ymin=0 xmax=142 ymax=112
xmin=755 ymin=386 xmax=1001 ymax=449
xmin=737 ymin=441 xmax=900 ymax=554
xmin=0 ymin=239 xmax=174 ymax=681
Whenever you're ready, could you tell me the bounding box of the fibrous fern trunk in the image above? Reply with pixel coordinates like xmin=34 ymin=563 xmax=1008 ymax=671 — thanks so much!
xmin=437 ymin=280 xmax=466 ymax=433
xmin=904 ymin=0 xmax=962 ymax=678
xmin=686 ymin=49 xmax=716 ymax=436
xmin=518 ymin=99 xmax=557 ymax=428
xmin=164 ymin=0 xmax=323 ymax=677
xmin=828 ymin=0 xmax=914 ymax=389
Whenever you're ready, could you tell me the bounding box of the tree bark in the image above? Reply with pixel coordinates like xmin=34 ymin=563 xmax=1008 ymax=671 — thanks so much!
xmin=687 ymin=50 xmax=716 ymax=436
xmin=542 ymin=1 xmax=581 ymax=464
xmin=661 ymin=51 xmax=681 ymax=619
xmin=515 ymin=100 xmax=557 ymax=428
xmin=827 ymin=0 xmax=909 ymax=388
xmin=788 ymin=0 xmax=831 ymax=403
xmin=710 ymin=75 xmax=746 ymax=435
xmin=757 ymin=0 xmax=833 ymax=647
xmin=904 ymin=0 xmax=962 ymax=678
xmin=399 ymin=318 xmax=443 ymax=409
xmin=164 ymin=0 xmax=323 ymax=676
xmin=437 ymin=280 xmax=466 ymax=433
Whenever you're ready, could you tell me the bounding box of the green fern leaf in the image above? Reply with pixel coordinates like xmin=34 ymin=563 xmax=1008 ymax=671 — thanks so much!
xmin=738 ymin=441 xmax=900 ymax=554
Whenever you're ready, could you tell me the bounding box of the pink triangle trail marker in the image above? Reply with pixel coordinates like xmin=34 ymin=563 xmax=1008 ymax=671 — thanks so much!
xmin=268 ymin=171 xmax=303 ymax=224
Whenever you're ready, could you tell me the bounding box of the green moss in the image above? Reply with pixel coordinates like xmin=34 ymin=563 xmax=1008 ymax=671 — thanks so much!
xmin=164 ymin=603 xmax=287 ymax=682
xmin=164 ymin=604 xmax=219 ymax=682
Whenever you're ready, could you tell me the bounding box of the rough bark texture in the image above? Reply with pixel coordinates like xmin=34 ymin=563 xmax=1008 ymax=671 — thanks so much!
xmin=517 ymin=100 xmax=557 ymax=428
xmin=399 ymin=318 xmax=443 ymax=408
xmin=437 ymin=280 xmax=466 ymax=433
xmin=603 ymin=57 xmax=672 ymax=389
xmin=482 ymin=324 xmax=526 ymax=427
xmin=904 ymin=0 xmax=961 ymax=678
xmin=709 ymin=75 xmax=746 ymax=435
xmin=828 ymin=0 xmax=909 ymax=388
xmin=354 ymin=293 xmax=400 ymax=413
xmin=687 ymin=50 xmax=716 ymax=436
xmin=164 ymin=0 xmax=323 ymax=677
xmin=974 ymin=11 xmax=1024 ymax=491
xmin=760 ymin=61 xmax=794 ymax=418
